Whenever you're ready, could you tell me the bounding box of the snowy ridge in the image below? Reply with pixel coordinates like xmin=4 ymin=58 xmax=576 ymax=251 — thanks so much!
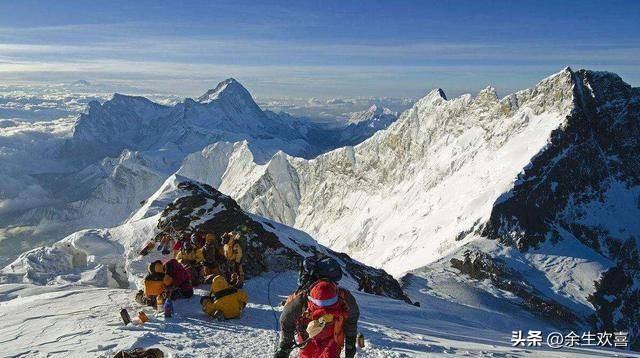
xmin=178 ymin=68 xmax=577 ymax=275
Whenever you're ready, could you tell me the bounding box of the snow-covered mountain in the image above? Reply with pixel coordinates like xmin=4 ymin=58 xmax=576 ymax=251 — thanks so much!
xmin=62 ymin=79 xmax=315 ymax=164
xmin=338 ymin=104 xmax=398 ymax=145
xmin=347 ymin=104 xmax=396 ymax=124
xmin=0 ymin=79 xmax=395 ymax=267
xmin=177 ymin=68 xmax=578 ymax=273
xmin=175 ymin=68 xmax=640 ymax=339
xmin=2 ymin=68 xmax=639 ymax=355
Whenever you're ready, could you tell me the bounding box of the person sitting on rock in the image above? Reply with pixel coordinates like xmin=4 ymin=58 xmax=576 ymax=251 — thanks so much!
xmin=223 ymin=232 xmax=244 ymax=288
xmin=163 ymin=258 xmax=194 ymax=299
xmin=176 ymin=239 xmax=205 ymax=285
xmin=201 ymin=233 xmax=221 ymax=283
xmin=200 ymin=275 xmax=248 ymax=320
xmin=135 ymin=260 xmax=166 ymax=307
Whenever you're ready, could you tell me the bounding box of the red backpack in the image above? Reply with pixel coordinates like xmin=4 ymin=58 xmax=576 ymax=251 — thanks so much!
xmin=295 ymin=281 xmax=349 ymax=354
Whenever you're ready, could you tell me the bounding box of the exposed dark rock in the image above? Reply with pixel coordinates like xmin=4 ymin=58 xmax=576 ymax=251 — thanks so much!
xmin=478 ymin=69 xmax=640 ymax=340
xmin=483 ymin=70 xmax=640 ymax=254
xmin=588 ymin=239 xmax=640 ymax=350
xmin=450 ymin=250 xmax=578 ymax=325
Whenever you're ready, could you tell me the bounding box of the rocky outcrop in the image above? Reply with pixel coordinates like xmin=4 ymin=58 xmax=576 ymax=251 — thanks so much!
xmin=450 ymin=250 xmax=577 ymax=325
xmin=482 ymin=70 xmax=640 ymax=253
xmin=587 ymin=239 xmax=640 ymax=350
xmin=153 ymin=179 xmax=410 ymax=301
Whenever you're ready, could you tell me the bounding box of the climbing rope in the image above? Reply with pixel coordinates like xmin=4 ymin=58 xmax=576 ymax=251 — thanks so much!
xmin=267 ymin=271 xmax=283 ymax=354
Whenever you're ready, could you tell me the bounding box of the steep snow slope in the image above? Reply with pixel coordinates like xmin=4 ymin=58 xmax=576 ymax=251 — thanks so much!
xmin=178 ymin=68 xmax=576 ymax=275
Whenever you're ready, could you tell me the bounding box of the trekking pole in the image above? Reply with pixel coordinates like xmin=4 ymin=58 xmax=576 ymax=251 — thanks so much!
xmin=267 ymin=271 xmax=283 ymax=354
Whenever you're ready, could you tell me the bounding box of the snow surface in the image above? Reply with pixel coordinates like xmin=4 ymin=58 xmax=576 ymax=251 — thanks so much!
xmin=2 ymin=272 xmax=636 ymax=357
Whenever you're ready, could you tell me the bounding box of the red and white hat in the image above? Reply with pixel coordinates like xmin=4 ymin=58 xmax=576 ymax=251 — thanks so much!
xmin=308 ymin=281 xmax=338 ymax=307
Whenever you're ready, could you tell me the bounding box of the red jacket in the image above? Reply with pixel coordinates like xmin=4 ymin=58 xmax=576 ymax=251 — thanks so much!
xmin=164 ymin=259 xmax=192 ymax=291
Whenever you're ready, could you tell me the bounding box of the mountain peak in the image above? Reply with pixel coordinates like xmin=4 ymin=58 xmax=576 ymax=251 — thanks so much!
xmin=476 ymin=86 xmax=499 ymax=103
xmin=428 ymin=88 xmax=447 ymax=101
xmin=70 ymin=80 xmax=91 ymax=87
xmin=416 ymin=88 xmax=447 ymax=108
xmin=346 ymin=104 xmax=396 ymax=125
xmin=366 ymin=104 xmax=392 ymax=116
xmin=197 ymin=78 xmax=254 ymax=105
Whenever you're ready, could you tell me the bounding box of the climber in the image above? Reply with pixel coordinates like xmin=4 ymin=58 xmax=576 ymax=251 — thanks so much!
xmin=223 ymin=231 xmax=244 ymax=288
xmin=201 ymin=233 xmax=221 ymax=283
xmin=176 ymin=239 xmax=205 ymax=285
xmin=200 ymin=274 xmax=249 ymax=319
xmin=176 ymin=239 xmax=205 ymax=265
xmin=135 ymin=260 xmax=166 ymax=307
xmin=357 ymin=274 xmax=374 ymax=294
xmin=191 ymin=232 xmax=205 ymax=248
xmin=163 ymin=258 xmax=194 ymax=299
xmin=275 ymin=280 xmax=359 ymax=358
xmin=172 ymin=232 xmax=191 ymax=254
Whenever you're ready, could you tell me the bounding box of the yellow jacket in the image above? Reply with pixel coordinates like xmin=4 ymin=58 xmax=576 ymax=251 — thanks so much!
xmin=176 ymin=249 xmax=204 ymax=265
xmin=223 ymin=240 xmax=242 ymax=263
xmin=202 ymin=275 xmax=248 ymax=319
xmin=143 ymin=276 xmax=165 ymax=297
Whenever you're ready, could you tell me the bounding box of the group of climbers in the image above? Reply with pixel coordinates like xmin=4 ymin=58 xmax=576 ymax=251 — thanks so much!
xmin=173 ymin=231 xmax=245 ymax=288
xmin=136 ymin=230 xmax=249 ymax=320
xmin=135 ymin=230 xmax=363 ymax=358
xmin=136 ymin=258 xmax=193 ymax=306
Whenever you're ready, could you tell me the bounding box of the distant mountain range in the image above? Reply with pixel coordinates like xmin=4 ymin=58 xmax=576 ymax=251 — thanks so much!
xmin=0 ymin=78 xmax=397 ymax=266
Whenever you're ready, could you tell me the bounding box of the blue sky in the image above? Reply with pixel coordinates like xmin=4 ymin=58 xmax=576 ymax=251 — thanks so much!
xmin=0 ymin=0 xmax=638 ymax=98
